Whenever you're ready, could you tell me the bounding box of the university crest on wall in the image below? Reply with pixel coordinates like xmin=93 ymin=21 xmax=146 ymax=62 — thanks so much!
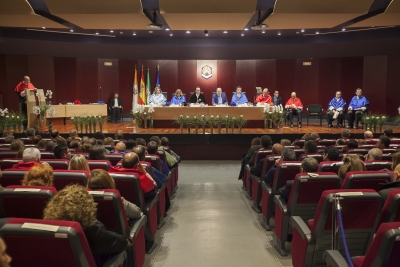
xmin=201 ymin=65 xmax=213 ymax=79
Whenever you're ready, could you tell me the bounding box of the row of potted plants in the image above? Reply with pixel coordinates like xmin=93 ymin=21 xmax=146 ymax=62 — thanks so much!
xmin=176 ymin=115 xmax=246 ymax=134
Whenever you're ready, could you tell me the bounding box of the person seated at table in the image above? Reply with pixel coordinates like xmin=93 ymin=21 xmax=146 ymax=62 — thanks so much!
xmin=230 ymin=86 xmax=248 ymax=106
xmin=327 ymin=91 xmax=346 ymax=128
xmin=189 ymin=86 xmax=206 ymax=104
xmin=346 ymin=88 xmax=369 ymax=129
xmin=170 ymin=89 xmax=186 ymax=105
xmin=285 ymin=92 xmax=304 ymax=128
xmin=149 ymin=86 xmax=166 ymax=106
xmin=255 ymin=88 xmax=272 ymax=105
xmin=212 ymin=88 xmax=228 ymax=106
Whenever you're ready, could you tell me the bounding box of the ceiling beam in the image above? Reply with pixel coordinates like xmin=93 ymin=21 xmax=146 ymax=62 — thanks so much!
xmin=244 ymin=0 xmax=276 ymax=30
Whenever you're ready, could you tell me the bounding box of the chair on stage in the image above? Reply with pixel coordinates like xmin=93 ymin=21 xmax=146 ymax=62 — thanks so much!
xmin=306 ymin=104 xmax=323 ymax=126
xmin=291 ymin=189 xmax=382 ymax=267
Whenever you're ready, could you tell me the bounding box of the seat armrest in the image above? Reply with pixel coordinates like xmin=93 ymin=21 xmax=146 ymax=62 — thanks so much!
xmin=102 ymin=251 xmax=127 ymax=267
xmin=322 ymin=250 xmax=348 ymax=267
xmin=251 ymin=175 xmax=261 ymax=183
xmin=129 ymin=215 xmax=147 ymax=239
xmin=274 ymin=195 xmax=287 ymax=213
xmin=290 ymin=216 xmax=311 ymax=240
xmin=145 ymin=192 xmax=159 ymax=210
xmin=261 ymin=181 xmax=272 ymax=192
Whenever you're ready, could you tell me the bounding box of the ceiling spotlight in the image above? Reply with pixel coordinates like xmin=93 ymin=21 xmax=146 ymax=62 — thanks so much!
xmin=301 ymin=29 xmax=305 ymax=32
xmin=170 ymin=33 xmax=173 ymax=36
xmin=296 ymin=31 xmax=299 ymax=34
xmin=244 ymin=28 xmax=249 ymax=31
xmin=42 ymin=27 xmax=46 ymax=29
xmin=371 ymin=26 xmax=374 ymax=28
xmin=149 ymin=31 xmax=153 ymax=33
xmin=278 ymin=32 xmax=281 ymax=35
xmin=70 ymin=29 xmax=74 ymax=32
xmin=120 ymin=32 xmax=123 ymax=34
xmin=165 ymin=28 xmax=170 ymax=31
xmin=204 ymin=30 xmax=208 ymax=36
xmin=186 ymin=31 xmax=190 ymax=33
xmin=110 ymin=30 xmax=114 ymax=33
xmin=223 ymin=31 xmax=228 ymax=33
xmin=262 ymin=31 xmax=265 ymax=34
xmin=316 ymin=31 xmax=319 ymax=34
xmin=95 ymin=32 xmax=99 ymax=35
xmin=133 ymin=33 xmax=136 ymax=36
xmin=241 ymin=33 xmax=244 ymax=36
xmin=342 ymin=28 xmax=346 ymax=31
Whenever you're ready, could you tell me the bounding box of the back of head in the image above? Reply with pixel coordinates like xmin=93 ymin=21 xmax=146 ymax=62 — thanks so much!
xmin=88 ymin=138 xmax=97 ymax=146
xmin=126 ymin=139 xmax=136 ymax=149
xmin=392 ymin=151 xmax=400 ymax=171
xmin=115 ymin=130 xmax=124 ymax=140
xmin=336 ymin=138 xmax=347 ymax=145
xmin=357 ymin=139 xmax=366 ymax=145
xmin=368 ymin=148 xmax=382 ymax=160
xmin=281 ymin=148 xmax=296 ymax=161
xmin=56 ymin=136 xmax=67 ymax=146
xmin=92 ymin=131 xmax=105 ymax=140
xmin=304 ymin=140 xmax=317 ymax=153
xmin=347 ymin=139 xmax=359 ymax=149
xmin=10 ymin=139 xmax=24 ymax=151
xmin=4 ymin=135 xmax=14 ymax=144
xmin=115 ymin=142 xmax=126 ymax=152
xmin=26 ymin=128 xmax=35 ymax=138
xmin=338 ymin=154 xmax=366 ymax=182
xmin=301 ymin=133 xmax=312 ymax=141
xmin=70 ymin=129 xmax=78 ymax=138
xmin=69 ymin=154 xmax=90 ymax=172
xmin=160 ymin=137 xmax=169 ymax=146
xmin=33 ymin=135 xmax=42 ymax=145
xmin=251 ymin=137 xmax=261 ymax=147
xmin=325 ymin=146 xmax=339 ymax=161
xmin=69 ymin=140 xmax=80 ymax=149
xmin=54 ymin=145 xmax=68 ymax=159
xmin=379 ymin=135 xmax=391 ymax=148
xmin=133 ymin=145 xmax=146 ymax=161
xmin=147 ymin=141 xmax=158 ymax=154
xmin=280 ymin=139 xmax=291 ymax=146
xmin=103 ymin=137 xmax=114 ymax=145
xmin=122 ymin=152 xmax=139 ymax=169
xmin=44 ymin=140 xmax=56 ymax=152
xmin=50 ymin=130 xmax=59 ymax=139
xmin=310 ymin=132 xmax=320 ymax=141
xmin=81 ymin=136 xmax=89 ymax=144
xmin=135 ymin=138 xmax=146 ymax=146
xmin=260 ymin=135 xmax=272 ymax=149
xmin=22 ymin=147 xmax=41 ymax=162
xmin=364 ymin=131 xmax=373 ymax=138
xmin=272 ymin=143 xmax=283 ymax=155
xmin=37 ymin=139 xmax=46 ymax=148
xmin=384 ymin=128 xmax=393 ymax=138
xmin=89 ymin=145 xmax=106 ymax=160
xmin=87 ymin=169 xmax=115 ymax=189
xmin=22 ymin=163 xmax=54 ymax=186
xmin=301 ymin=157 xmax=319 ymax=173
xmin=43 ymin=184 xmax=97 ymax=230
xmin=81 ymin=143 xmax=92 ymax=153
xmin=150 ymin=136 xmax=161 ymax=145
xmin=341 ymin=129 xmax=351 ymax=139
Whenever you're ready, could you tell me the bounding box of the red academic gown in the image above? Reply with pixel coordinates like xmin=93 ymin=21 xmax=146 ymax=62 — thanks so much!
xmin=12 ymin=161 xmax=40 ymax=170
xmin=255 ymin=94 xmax=272 ymax=104
xmin=108 ymin=166 xmax=155 ymax=193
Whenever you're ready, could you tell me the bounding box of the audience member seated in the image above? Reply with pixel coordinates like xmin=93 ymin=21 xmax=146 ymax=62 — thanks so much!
xmin=336 ymin=138 xmax=347 ymax=146
xmin=378 ymin=164 xmax=400 ymax=202
xmin=323 ymin=146 xmax=340 ymax=161
xmin=248 ymin=135 xmax=272 ymax=166
xmin=250 ymin=143 xmax=283 ymax=177
xmin=111 ymin=142 xmax=126 ymax=155
xmin=126 ymin=139 xmax=136 ymax=150
xmin=69 ymin=140 xmax=81 ymax=150
xmin=92 ymin=132 xmax=105 ymax=141
xmin=26 ymin=128 xmax=35 ymax=140
xmin=263 ymin=147 xmax=297 ymax=186
xmin=54 ymin=145 xmax=71 ymax=160
xmin=36 ymin=139 xmax=45 ymax=149
xmin=43 ymin=184 xmax=130 ymax=267
xmin=80 ymin=143 xmax=92 ymax=153
xmin=364 ymin=130 xmax=373 ymax=140
xmin=149 ymin=136 xmax=178 ymax=168
xmin=255 ymin=88 xmax=272 ymax=104
xmin=10 ymin=139 xmax=24 ymax=158
xmin=32 ymin=135 xmax=42 ymax=146
xmin=87 ymin=169 xmax=143 ymax=219
xmin=347 ymin=139 xmax=359 ymax=149
xmin=56 ymin=136 xmax=67 ymax=146
xmin=103 ymin=137 xmax=114 ymax=146
xmin=68 ymin=129 xmax=81 ymax=140
xmin=238 ymin=137 xmax=261 ymax=180
xmin=115 ymin=130 xmax=125 ymax=142
xmin=160 ymin=137 xmax=181 ymax=163
xmin=21 ymin=163 xmax=54 ymax=186
xmin=0 ymin=237 xmax=12 ymax=267
xmin=44 ymin=140 xmax=56 ymax=152
xmin=357 ymin=139 xmax=366 ymax=146
xmin=377 ymin=135 xmax=391 ymax=150
xmin=133 ymin=145 xmax=166 ymax=187
xmin=365 ymin=148 xmax=383 ymax=161
xmin=341 ymin=129 xmax=351 ymax=141
xmin=135 ymin=138 xmax=146 ymax=147
xmin=87 ymin=138 xmax=97 ymax=146
xmin=337 ymin=154 xmax=366 ymax=183
xmin=109 ymin=152 xmax=157 ymax=201
xmin=12 ymin=147 xmax=41 ymax=169
xmin=310 ymin=133 xmax=320 ymax=142
xmin=303 ymin=140 xmax=318 ymax=154
xmin=81 ymin=136 xmax=89 ymax=144
xmin=69 ymin=154 xmax=90 ymax=173
xmin=285 ymin=92 xmax=304 ymax=128
xmin=89 ymin=145 xmax=106 ymax=160
xmin=147 ymin=141 xmax=169 ymax=175
xmin=300 ymin=133 xmax=312 ymax=141
xmin=276 ymin=157 xmax=319 ymax=201
xmin=280 ymin=139 xmax=291 ymax=146
xmin=383 ymin=128 xmax=393 ymax=138
xmin=50 ymin=130 xmax=59 ymax=139
xmin=4 ymin=136 xmax=14 ymax=144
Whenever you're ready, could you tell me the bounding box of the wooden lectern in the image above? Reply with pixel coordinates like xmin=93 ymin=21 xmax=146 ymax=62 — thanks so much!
xmin=26 ymin=89 xmax=45 ymax=128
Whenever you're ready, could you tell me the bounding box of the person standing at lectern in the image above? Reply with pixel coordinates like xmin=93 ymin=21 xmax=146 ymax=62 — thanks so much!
xmin=212 ymin=88 xmax=228 ymax=106
xmin=255 ymin=88 xmax=272 ymax=104
xmin=14 ymin=76 xmax=35 ymax=129
xmin=189 ymin=86 xmax=206 ymax=104
xmin=109 ymin=93 xmax=122 ymax=122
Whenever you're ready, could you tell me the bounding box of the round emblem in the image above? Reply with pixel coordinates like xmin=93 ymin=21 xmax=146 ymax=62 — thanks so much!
xmin=201 ymin=65 xmax=213 ymax=79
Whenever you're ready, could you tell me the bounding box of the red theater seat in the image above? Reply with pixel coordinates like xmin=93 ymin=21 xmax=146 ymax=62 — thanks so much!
xmin=317 ymin=161 xmax=343 ymax=174
xmin=341 ymin=171 xmax=391 ymax=191
xmin=0 ymin=169 xmax=27 ymax=187
xmin=41 ymin=159 xmax=69 ymax=170
xmin=0 ymin=159 xmax=20 ymax=170
xmin=105 ymin=154 xmax=124 ymax=166
xmin=87 ymin=160 xmax=111 ymax=171
xmin=298 ymin=153 xmax=324 ymax=162
xmin=379 ymin=189 xmax=400 ymax=225
xmin=364 ymin=160 xmax=393 ymax=171
xmin=53 ymin=170 xmax=89 ymax=191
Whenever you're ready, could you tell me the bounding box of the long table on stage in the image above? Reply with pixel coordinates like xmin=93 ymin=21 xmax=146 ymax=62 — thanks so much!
xmin=47 ymin=104 xmax=108 ymax=123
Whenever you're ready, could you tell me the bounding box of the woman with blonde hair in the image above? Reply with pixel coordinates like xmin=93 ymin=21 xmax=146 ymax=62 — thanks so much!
xmin=170 ymin=89 xmax=186 ymax=105
xmin=338 ymin=154 xmax=366 ymax=183
xmin=43 ymin=184 xmax=130 ymax=266
xmin=149 ymin=86 xmax=166 ymax=106
xmin=87 ymin=169 xmax=142 ymax=220
xmin=69 ymin=154 xmax=90 ymax=173
xmin=22 ymin=163 xmax=54 ymax=186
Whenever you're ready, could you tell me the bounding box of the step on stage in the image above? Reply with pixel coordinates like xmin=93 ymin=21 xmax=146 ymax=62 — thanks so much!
xmin=33 ymin=120 xmax=399 ymax=160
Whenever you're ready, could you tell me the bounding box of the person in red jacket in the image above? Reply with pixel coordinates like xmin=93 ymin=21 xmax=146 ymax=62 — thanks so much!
xmin=255 ymin=88 xmax=272 ymax=105
xmin=285 ymin=92 xmax=304 ymax=128
xmin=109 ymin=152 xmax=157 ymax=201
xmin=14 ymin=76 xmax=36 ymax=129
xmin=12 ymin=147 xmax=41 ymax=170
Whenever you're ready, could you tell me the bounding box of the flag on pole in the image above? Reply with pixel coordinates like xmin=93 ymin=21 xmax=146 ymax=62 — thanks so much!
xmin=155 ymin=64 xmax=160 ymax=87
xmin=132 ymin=66 xmax=138 ymax=112
xmin=139 ymin=65 xmax=146 ymax=105
xmin=146 ymin=68 xmax=151 ymax=105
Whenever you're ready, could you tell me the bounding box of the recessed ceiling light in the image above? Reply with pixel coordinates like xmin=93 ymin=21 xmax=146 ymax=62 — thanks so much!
xmin=241 ymin=33 xmax=244 ymax=36
xmin=296 ymin=31 xmax=299 ymax=34
xmin=371 ymin=26 xmax=374 ymax=28
xmin=95 ymin=32 xmax=99 ymax=35
xmin=262 ymin=31 xmax=265 ymax=34
xmin=342 ymin=28 xmax=346 ymax=31
xmin=301 ymin=29 xmax=305 ymax=32
xmin=186 ymin=31 xmax=190 ymax=33
xmin=120 ymin=32 xmax=123 ymax=34
xmin=110 ymin=30 xmax=114 ymax=33
xmin=170 ymin=33 xmax=173 ymax=36
xmin=42 ymin=27 xmax=46 ymax=29
xmin=223 ymin=31 xmax=228 ymax=33
xmin=244 ymin=28 xmax=249 ymax=31
xmin=133 ymin=33 xmax=136 ymax=35
xmin=278 ymin=32 xmax=281 ymax=35
xmin=316 ymin=31 xmax=319 ymax=34
xmin=165 ymin=28 xmax=170 ymax=31
xmin=70 ymin=29 xmax=74 ymax=32
xmin=149 ymin=31 xmax=153 ymax=33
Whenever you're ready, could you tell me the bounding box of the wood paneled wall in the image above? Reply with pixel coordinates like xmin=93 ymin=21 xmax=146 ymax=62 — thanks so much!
xmin=1 ymin=55 xmax=399 ymax=115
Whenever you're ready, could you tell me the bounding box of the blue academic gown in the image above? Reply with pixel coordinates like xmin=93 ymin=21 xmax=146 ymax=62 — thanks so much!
xmin=149 ymin=94 xmax=166 ymax=106
xmin=230 ymin=93 xmax=248 ymax=106
xmin=170 ymin=95 xmax=186 ymax=105
xmin=328 ymin=97 xmax=346 ymax=111
xmin=212 ymin=93 xmax=228 ymax=105
xmin=348 ymin=95 xmax=369 ymax=110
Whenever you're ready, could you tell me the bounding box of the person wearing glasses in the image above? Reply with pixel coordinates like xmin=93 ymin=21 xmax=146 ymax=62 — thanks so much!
xmin=272 ymin=90 xmax=282 ymax=106
xmin=326 ymin=91 xmax=346 ymax=128
xmin=53 ymin=144 xmax=71 ymax=160
xmin=230 ymin=86 xmax=248 ymax=106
